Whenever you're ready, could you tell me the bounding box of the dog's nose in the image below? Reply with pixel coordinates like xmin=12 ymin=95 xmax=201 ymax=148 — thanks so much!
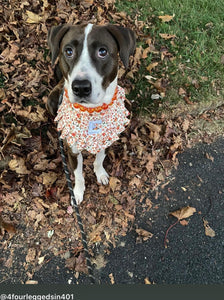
xmin=72 ymin=79 xmax=92 ymax=98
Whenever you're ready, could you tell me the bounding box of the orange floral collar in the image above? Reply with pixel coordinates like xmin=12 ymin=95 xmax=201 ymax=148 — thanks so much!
xmin=55 ymin=86 xmax=130 ymax=154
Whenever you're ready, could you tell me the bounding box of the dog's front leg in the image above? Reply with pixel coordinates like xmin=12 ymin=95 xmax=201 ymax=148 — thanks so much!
xmin=68 ymin=146 xmax=85 ymax=204
xmin=73 ymin=152 xmax=85 ymax=204
xmin=94 ymin=150 xmax=109 ymax=185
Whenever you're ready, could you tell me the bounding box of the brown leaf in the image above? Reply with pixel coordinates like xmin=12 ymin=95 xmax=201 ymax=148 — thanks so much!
xmin=145 ymin=154 xmax=157 ymax=173
xmin=180 ymin=219 xmax=189 ymax=226
xmin=1 ymin=191 xmax=23 ymax=206
xmin=179 ymin=87 xmax=187 ymax=96
xmin=203 ymin=219 xmax=215 ymax=237
xmin=92 ymin=254 xmax=107 ymax=270
xmin=9 ymin=156 xmax=30 ymax=175
xmin=26 ymin=248 xmax=36 ymax=263
xmin=182 ymin=119 xmax=190 ymax=132
xmin=170 ymin=206 xmax=196 ymax=220
xmin=146 ymin=62 xmax=159 ymax=73
xmin=15 ymin=106 xmax=47 ymax=122
xmin=145 ymin=122 xmax=162 ymax=143
xmin=205 ymin=153 xmax=214 ymax=162
xmin=220 ymin=55 xmax=224 ymax=64
xmin=159 ymin=33 xmax=176 ymax=40
xmin=109 ymin=177 xmax=121 ymax=192
xmin=36 ymin=171 xmax=58 ymax=186
xmin=129 ymin=177 xmax=142 ymax=188
xmin=136 ymin=228 xmax=153 ymax=241
xmin=0 ymin=216 xmax=16 ymax=234
xmin=82 ymin=0 xmax=94 ymax=8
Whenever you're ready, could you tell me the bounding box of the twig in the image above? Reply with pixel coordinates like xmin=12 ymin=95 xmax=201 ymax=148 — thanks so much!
xmin=164 ymin=219 xmax=179 ymax=248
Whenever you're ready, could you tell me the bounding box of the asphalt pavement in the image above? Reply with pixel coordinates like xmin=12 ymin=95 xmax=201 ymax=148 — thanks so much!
xmin=33 ymin=137 xmax=224 ymax=284
xmin=1 ymin=137 xmax=224 ymax=284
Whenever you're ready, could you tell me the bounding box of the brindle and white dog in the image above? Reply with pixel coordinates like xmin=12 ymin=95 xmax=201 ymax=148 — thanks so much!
xmin=47 ymin=23 xmax=136 ymax=204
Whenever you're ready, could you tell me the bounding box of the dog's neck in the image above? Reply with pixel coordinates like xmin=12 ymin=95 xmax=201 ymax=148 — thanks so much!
xmin=63 ymin=85 xmax=119 ymax=113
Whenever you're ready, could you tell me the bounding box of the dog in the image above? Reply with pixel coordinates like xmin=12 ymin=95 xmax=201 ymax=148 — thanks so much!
xmin=47 ymin=23 xmax=136 ymax=204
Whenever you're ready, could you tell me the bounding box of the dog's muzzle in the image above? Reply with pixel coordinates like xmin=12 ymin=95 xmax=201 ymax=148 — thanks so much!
xmin=72 ymin=79 xmax=92 ymax=99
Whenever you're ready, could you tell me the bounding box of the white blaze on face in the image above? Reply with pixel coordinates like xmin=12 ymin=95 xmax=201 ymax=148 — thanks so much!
xmin=64 ymin=24 xmax=117 ymax=107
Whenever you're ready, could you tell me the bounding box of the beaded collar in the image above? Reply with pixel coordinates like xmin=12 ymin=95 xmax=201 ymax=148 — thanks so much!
xmin=55 ymin=85 xmax=130 ymax=154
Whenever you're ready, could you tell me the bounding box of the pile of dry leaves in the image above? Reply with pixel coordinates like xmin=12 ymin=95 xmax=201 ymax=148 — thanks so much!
xmin=0 ymin=0 xmax=198 ymax=280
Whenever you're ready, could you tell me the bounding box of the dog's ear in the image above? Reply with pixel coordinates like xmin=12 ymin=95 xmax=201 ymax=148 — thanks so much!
xmin=106 ymin=25 xmax=136 ymax=69
xmin=48 ymin=25 xmax=69 ymax=65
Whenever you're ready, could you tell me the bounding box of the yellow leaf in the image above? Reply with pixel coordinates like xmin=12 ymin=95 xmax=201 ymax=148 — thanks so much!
xmin=158 ymin=14 xmax=175 ymax=23
xmin=25 ymin=11 xmax=43 ymax=24
xmin=170 ymin=206 xmax=196 ymax=220
xmin=109 ymin=273 xmax=115 ymax=284
xmin=144 ymin=277 xmax=152 ymax=284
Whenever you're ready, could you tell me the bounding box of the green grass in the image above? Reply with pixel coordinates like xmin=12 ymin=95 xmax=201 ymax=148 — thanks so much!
xmin=116 ymin=0 xmax=224 ymax=115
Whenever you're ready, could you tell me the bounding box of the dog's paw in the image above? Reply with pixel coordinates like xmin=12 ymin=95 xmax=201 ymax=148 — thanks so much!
xmin=73 ymin=180 xmax=85 ymax=205
xmin=95 ymin=168 xmax=109 ymax=185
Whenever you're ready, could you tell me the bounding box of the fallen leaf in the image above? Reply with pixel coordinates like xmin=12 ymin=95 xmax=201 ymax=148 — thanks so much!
xmin=158 ymin=14 xmax=175 ymax=23
xmin=220 ymin=55 xmax=224 ymax=64
xmin=38 ymin=256 xmax=45 ymax=265
xmin=9 ymin=156 xmax=31 ymax=175
xmin=92 ymin=254 xmax=107 ymax=270
xmin=24 ymin=11 xmax=43 ymax=24
xmin=129 ymin=176 xmax=142 ymax=188
xmin=146 ymin=62 xmax=159 ymax=73
xmin=26 ymin=248 xmax=36 ymax=263
xmin=36 ymin=171 xmax=58 ymax=186
xmin=170 ymin=206 xmax=196 ymax=220
xmin=144 ymin=277 xmax=152 ymax=284
xmin=159 ymin=33 xmax=176 ymax=40
xmin=0 ymin=216 xmax=17 ymax=234
xmin=109 ymin=273 xmax=115 ymax=284
xmin=25 ymin=280 xmax=38 ymax=284
xmin=180 ymin=219 xmax=189 ymax=226
xmin=182 ymin=119 xmax=190 ymax=132
xmin=205 ymin=153 xmax=214 ymax=162
xmin=203 ymin=219 xmax=215 ymax=237
xmin=82 ymin=0 xmax=94 ymax=8
xmin=109 ymin=177 xmax=121 ymax=192
xmin=145 ymin=122 xmax=162 ymax=143
xmin=179 ymin=87 xmax=187 ymax=96
xmin=136 ymin=228 xmax=153 ymax=241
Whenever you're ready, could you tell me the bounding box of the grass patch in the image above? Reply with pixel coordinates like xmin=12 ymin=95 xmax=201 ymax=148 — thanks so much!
xmin=116 ymin=0 xmax=224 ymax=115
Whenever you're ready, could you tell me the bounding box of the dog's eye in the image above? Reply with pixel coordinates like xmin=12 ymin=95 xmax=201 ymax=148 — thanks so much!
xmin=98 ymin=48 xmax=108 ymax=58
xmin=64 ymin=47 xmax=74 ymax=58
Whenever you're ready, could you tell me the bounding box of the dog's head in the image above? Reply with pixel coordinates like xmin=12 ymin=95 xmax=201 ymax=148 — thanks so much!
xmin=48 ymin=23 xmax=136 ymax=106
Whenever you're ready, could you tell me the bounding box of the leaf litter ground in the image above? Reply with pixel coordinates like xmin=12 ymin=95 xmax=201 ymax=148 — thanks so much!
xmin=1 ymin=0 xmax=224 ymax=282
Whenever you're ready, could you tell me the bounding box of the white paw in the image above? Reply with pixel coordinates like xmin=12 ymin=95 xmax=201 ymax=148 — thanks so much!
xmin=95 ymin=168 xmax=109 ymax=185
xmin=73 ymin=180 xmax=85 ymax=205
